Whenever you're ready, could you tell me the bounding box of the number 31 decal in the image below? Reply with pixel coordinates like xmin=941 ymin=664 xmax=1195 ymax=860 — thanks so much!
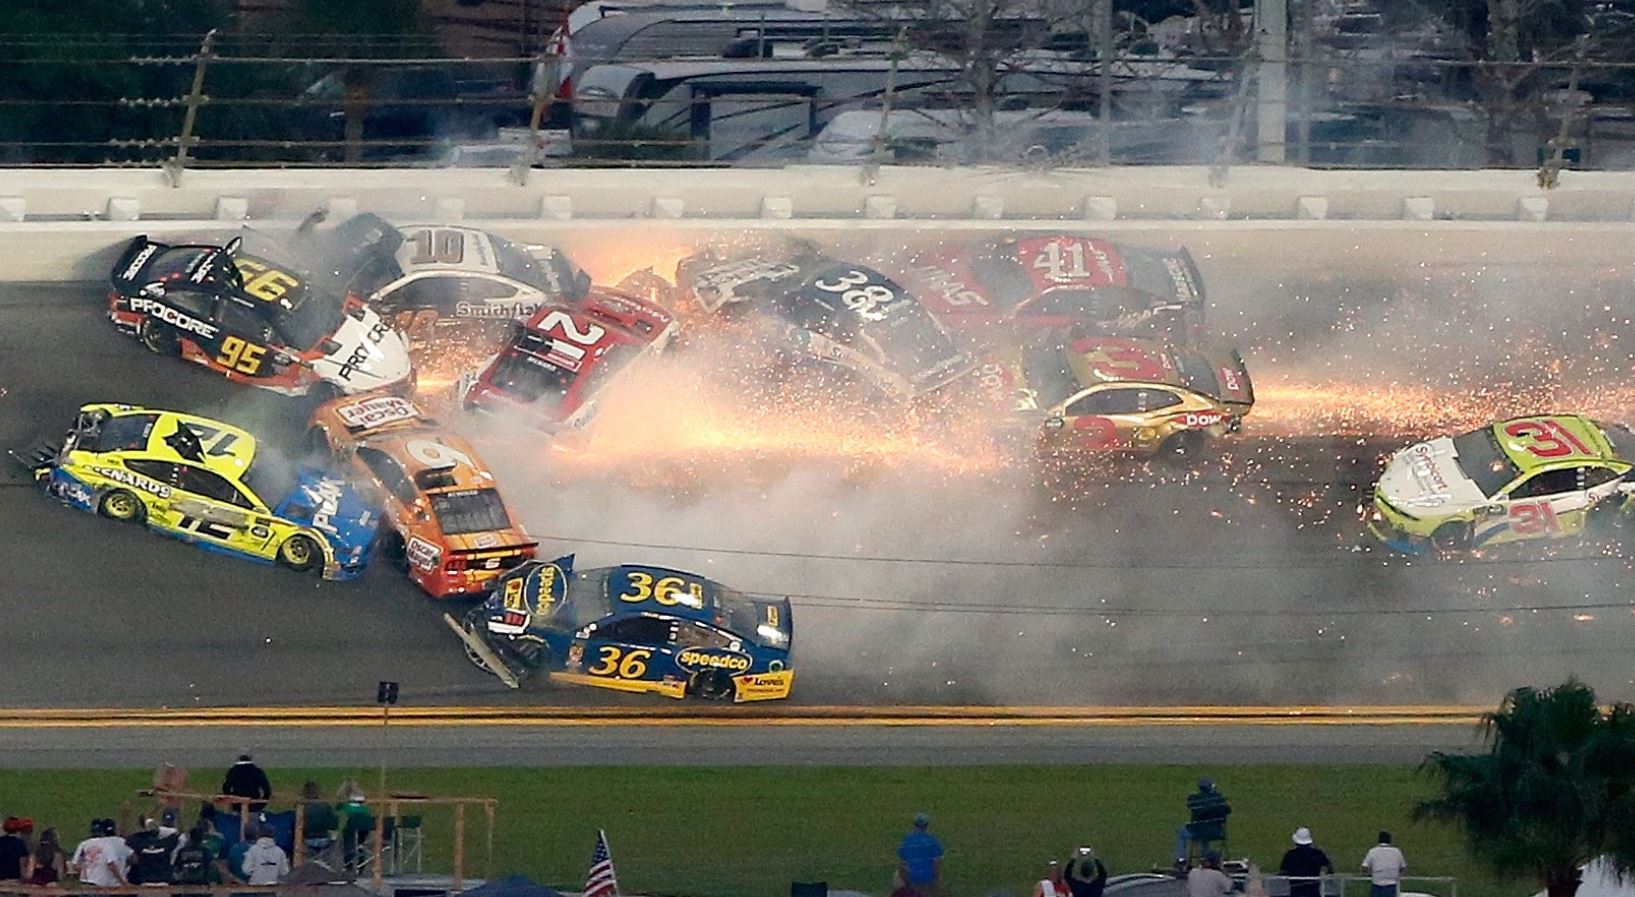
xmin=1504 ymin=419 xmax=1592 ymax=458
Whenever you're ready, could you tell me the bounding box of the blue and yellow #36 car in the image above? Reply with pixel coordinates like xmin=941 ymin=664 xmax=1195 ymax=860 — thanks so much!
xmin=445 ymin=554 xmax=794 ymax=701
xmin=20 ymin=403 xmax=379 ymax=580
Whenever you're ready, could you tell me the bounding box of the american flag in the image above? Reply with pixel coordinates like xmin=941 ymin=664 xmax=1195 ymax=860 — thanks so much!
xmin=584 ymin=830 xmax=619 ymax=897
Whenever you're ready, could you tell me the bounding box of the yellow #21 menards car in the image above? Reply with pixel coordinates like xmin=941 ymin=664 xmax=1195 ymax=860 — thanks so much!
xmin=1368 ymin=414 xmax=1635 ymax=552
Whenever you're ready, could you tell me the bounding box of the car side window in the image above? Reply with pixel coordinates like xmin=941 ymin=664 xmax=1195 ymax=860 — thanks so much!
xmin=391 ymin=277 xmax=460 ymax=310
xmin=1067 ymin=388 xmax=1145 ymax=416
xmin=215 ymin=299 xmax=273 ymax=343
xmin=177 ymin=464 xmax=252 ymax=508
xmin=1510 ymin=468 xmax=1580 ymax=499
xmin=596 ymin=615 xmax=673 ymax=647
xmin=673 ymin=621 xmax=735 ymax=650
xmin=124 ymin=459 xmax=178 ymax=484
xmin=1582 ymin=466 xmax=1620 ymax=489
xmin=356 ymin=446 xmax=418 ymax=506
xmin=461 ymin=278 xmax=520 ymax=302
xmin=1140 ymin=389 xmax=1183 ymax=411
xmin=166 ymin=290 xmax=215 ymax=320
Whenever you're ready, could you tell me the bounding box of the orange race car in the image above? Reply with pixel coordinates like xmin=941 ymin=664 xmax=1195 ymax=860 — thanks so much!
xmin=307 ymin=393 xmax=537 ymax=598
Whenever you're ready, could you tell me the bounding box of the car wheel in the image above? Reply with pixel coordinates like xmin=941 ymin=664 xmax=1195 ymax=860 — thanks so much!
xmin=304 ymin=426 xmax=332 ymax=460
xmin=97 ymin=489 xmax=145 ymax=523
xmin=277 ymin=534 xmax=322 ymax=573
xmin=138 ymin=318 xmax=181 ymax=356
xmin=1430 ymin=522 xmax=1472 ymax=552
xmin=686 ymin=669 xmax=735 ymax=701
xmin=379 ymin=529 xmax=408 ymax=573
xmin=459 ymin=606 xmax=497 ymax=674
xmin=1161 ymin=431 xmax=1206 ymax=460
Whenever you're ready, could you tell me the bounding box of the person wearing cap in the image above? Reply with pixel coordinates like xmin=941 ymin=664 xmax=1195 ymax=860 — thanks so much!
xmin=0 ymin=817 xmax=32 ymax=882
xmin=1176 ymin=777 xmax=1232 ymax=865
xmin=1034 ymin=860 xmax=1069 ymax=897
xmin=895 ymin=812 xmax=944 ymax=896
xmin=1063 ymin=846 xmax=1108 ymax=897
xmin=126 ymin=816 xmax=179 ymax=885
xmin=1186 ymin=851 xmax=1233 ymax=897
xmin=69 ymin=819 xmax=132 ymax=888
xmin=1278 ymin=827 xmax=1332 ymax=897
xmin=221 ymin=754 xmax=272 ymax=813
xmin=1361 ymin=831 xmax=1407 ymax=897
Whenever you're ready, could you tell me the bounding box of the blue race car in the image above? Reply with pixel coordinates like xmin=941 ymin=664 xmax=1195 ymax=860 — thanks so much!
xmin=444 ymin=554 xmax=794 ymax=701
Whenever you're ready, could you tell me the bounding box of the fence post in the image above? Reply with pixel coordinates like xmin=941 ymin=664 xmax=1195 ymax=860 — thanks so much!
xmin=1210 ymin=45 xmax=1258 ymax=188
xmin=167 ymin=29 xmax=217 ymax=188
xmin=1539 ymin=39 xmax=1589 ymax=189
xmin=452 ymin=803 xmax=467 ymax=890
xmin=1096 ymin=0 xmax=1113 ymax=166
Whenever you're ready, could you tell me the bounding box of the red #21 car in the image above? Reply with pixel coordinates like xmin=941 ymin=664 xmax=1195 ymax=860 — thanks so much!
xmin=455 ymin=290 xmax=676 ymax=431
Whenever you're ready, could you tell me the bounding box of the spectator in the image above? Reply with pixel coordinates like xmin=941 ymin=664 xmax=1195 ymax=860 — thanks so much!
xmin=157 ymin=808 xmax=181 ymax=840
xmin=222 ymin=754 xmax=272 ymax=812
xmin=1187 ymin=852 xmax=1233 ymax=897
xmin=1063 ymin=846 xmax=1108 ymax=897
xmin=301 ymin=781 xmax=340 ymax=842
xmin=126 ymin=816 xmax=179 ymax=885
xmin=226 ymin=825 xmax=256 ymax=882
xmin=335 ymin=782 xmax=373 ymax=871
xmin=25 ymin=828 xmax=64 ymax=885
xmin=1361 ymin=831 xmax=1407 ymax=897
xmin=1278 ymin=828 xmax=1333 ymax=897
xmin=242 ymin=827 xmax=290 ymax=885
xmin=70 ymin=818 xmax=132 ymax=888
xmin=171 ymin=822 xmax=217 ymax=887
xmin=895 ymin=812 xmax=944 ymax=896
xmin=1176 ymin=778 xmax=1232 ymax=865
xmin=1033 ymin=860 xmax=1067 ymax=897
xmin=0 ymin=817 xmax=32 ymax=882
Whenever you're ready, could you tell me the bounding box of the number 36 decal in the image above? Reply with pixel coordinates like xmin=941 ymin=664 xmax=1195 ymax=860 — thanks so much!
xmin=588 ymin=646 xmax=651 ymax=678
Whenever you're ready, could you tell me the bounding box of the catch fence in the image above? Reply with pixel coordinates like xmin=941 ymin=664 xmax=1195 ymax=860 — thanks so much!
xmin=3 ymin=25 xmax=1631 ymax=184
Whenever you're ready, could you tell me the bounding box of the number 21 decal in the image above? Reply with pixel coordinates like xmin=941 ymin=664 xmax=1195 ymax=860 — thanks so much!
xmin=537 ymin=310 xmax=605 ymax=363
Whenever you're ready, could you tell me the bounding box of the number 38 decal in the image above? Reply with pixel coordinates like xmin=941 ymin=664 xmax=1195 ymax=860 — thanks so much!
xmin=588 ymin=646 xmax=651 ymax=679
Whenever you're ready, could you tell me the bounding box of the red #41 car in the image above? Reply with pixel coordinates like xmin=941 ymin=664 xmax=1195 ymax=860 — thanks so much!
xmin=456 ymin=289 xmax=676 ymax=431
xmin=308 ymin=393 xmax=537 ymax=597
xmin=897 ymin=235 xmax=1205 ymax=341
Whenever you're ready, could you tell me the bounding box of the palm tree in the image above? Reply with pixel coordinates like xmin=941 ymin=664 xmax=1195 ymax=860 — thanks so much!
xmin=1416 ymin=681 xmax=1635 ymax=897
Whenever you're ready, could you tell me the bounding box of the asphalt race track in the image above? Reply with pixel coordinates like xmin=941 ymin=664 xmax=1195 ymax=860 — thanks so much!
xmin=5 ymin=226 xmax=1635 ymax=716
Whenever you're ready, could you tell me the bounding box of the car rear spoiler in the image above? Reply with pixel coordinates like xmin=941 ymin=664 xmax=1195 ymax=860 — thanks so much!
xmin=109 ymin=235 xmax=166 ymax=290
xmin=447 ymin=541 xmax=541 ymax=557
xmin=7 ymin=438 xmax=61 ymax=474
xmin=1166 ymin=246 xmax=1206 ymax=307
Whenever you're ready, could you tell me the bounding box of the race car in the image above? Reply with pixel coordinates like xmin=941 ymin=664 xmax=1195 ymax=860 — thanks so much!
xmin=1367 ymin=414 xmax=1635 ymax=553
xmin=108 ymin=232 xmax=413 ymax=398
xmin=673 ymin=248 xmax=975 ymax=402
xmin=303 ymin=213 xmax=594 ymax=334
xmin=456 ymin=290 xmax=676 ymax=431
xmin=444 ymin=554 xmax=794 ymax=700
xmin=17 ymin=403 xmax=377 ymax=580
xmin=975 ymin=335 xmax=1253 ymax=458
xmin=308 ymin=393 xmax=537 ymax=597
xmin=895 ymin=235 xmax=1206 ymax=341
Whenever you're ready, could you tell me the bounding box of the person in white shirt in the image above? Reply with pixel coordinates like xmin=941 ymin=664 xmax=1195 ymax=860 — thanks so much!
xmin=1034 ymin=860 xmax=1067 ymax=897
xmin=1361 ymin=831 xmax=1407 ymax=897
xmin=242 ymin=831 xmax=290 ymax=885
xmin=1187 ymin=852 xmax=1234 ymax=897
xmin=69 ymin=819 xmax=132 ymax=888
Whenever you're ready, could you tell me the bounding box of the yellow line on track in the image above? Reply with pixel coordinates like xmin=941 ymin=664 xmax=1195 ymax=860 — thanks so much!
xmin=0 ymin=705 xmax=1488 ymax=729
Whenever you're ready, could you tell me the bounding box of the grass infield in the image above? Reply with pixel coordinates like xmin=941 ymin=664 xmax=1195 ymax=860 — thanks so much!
xmin=0 ymin=766 xmax=1518 ymax=897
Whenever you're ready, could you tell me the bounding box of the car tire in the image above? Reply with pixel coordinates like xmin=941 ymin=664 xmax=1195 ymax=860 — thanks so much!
xmin=459 ymin=606 xmax=497 ymax=674
xmin=686 ymin=669 xmax=735 ymax=701
xmin=97 ymin=489 xmax=145 ymax=524
xmin=1161 ymin=431 xmax=1206 ymax=460
xmin=304 ymin=426 xmax=332 ymax=460
xmin=379 ymin=529 xmax=409 ymax=573
xmin=277 ymin=534 xmax=322 ymax=574
xmin=138 ymin=318 xmax=181 ymax=356
xmin=1430 ymin=522 xmax=1472 ymax=551
xmin=458 ymin=605 xmax=541 ymax=683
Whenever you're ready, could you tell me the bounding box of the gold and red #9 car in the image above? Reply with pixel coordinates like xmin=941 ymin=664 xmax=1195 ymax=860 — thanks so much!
xmin=308 ymin=394 xmax=537 ymax=598
xmin=976 ymin=336 xmax=1254 ymax=458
